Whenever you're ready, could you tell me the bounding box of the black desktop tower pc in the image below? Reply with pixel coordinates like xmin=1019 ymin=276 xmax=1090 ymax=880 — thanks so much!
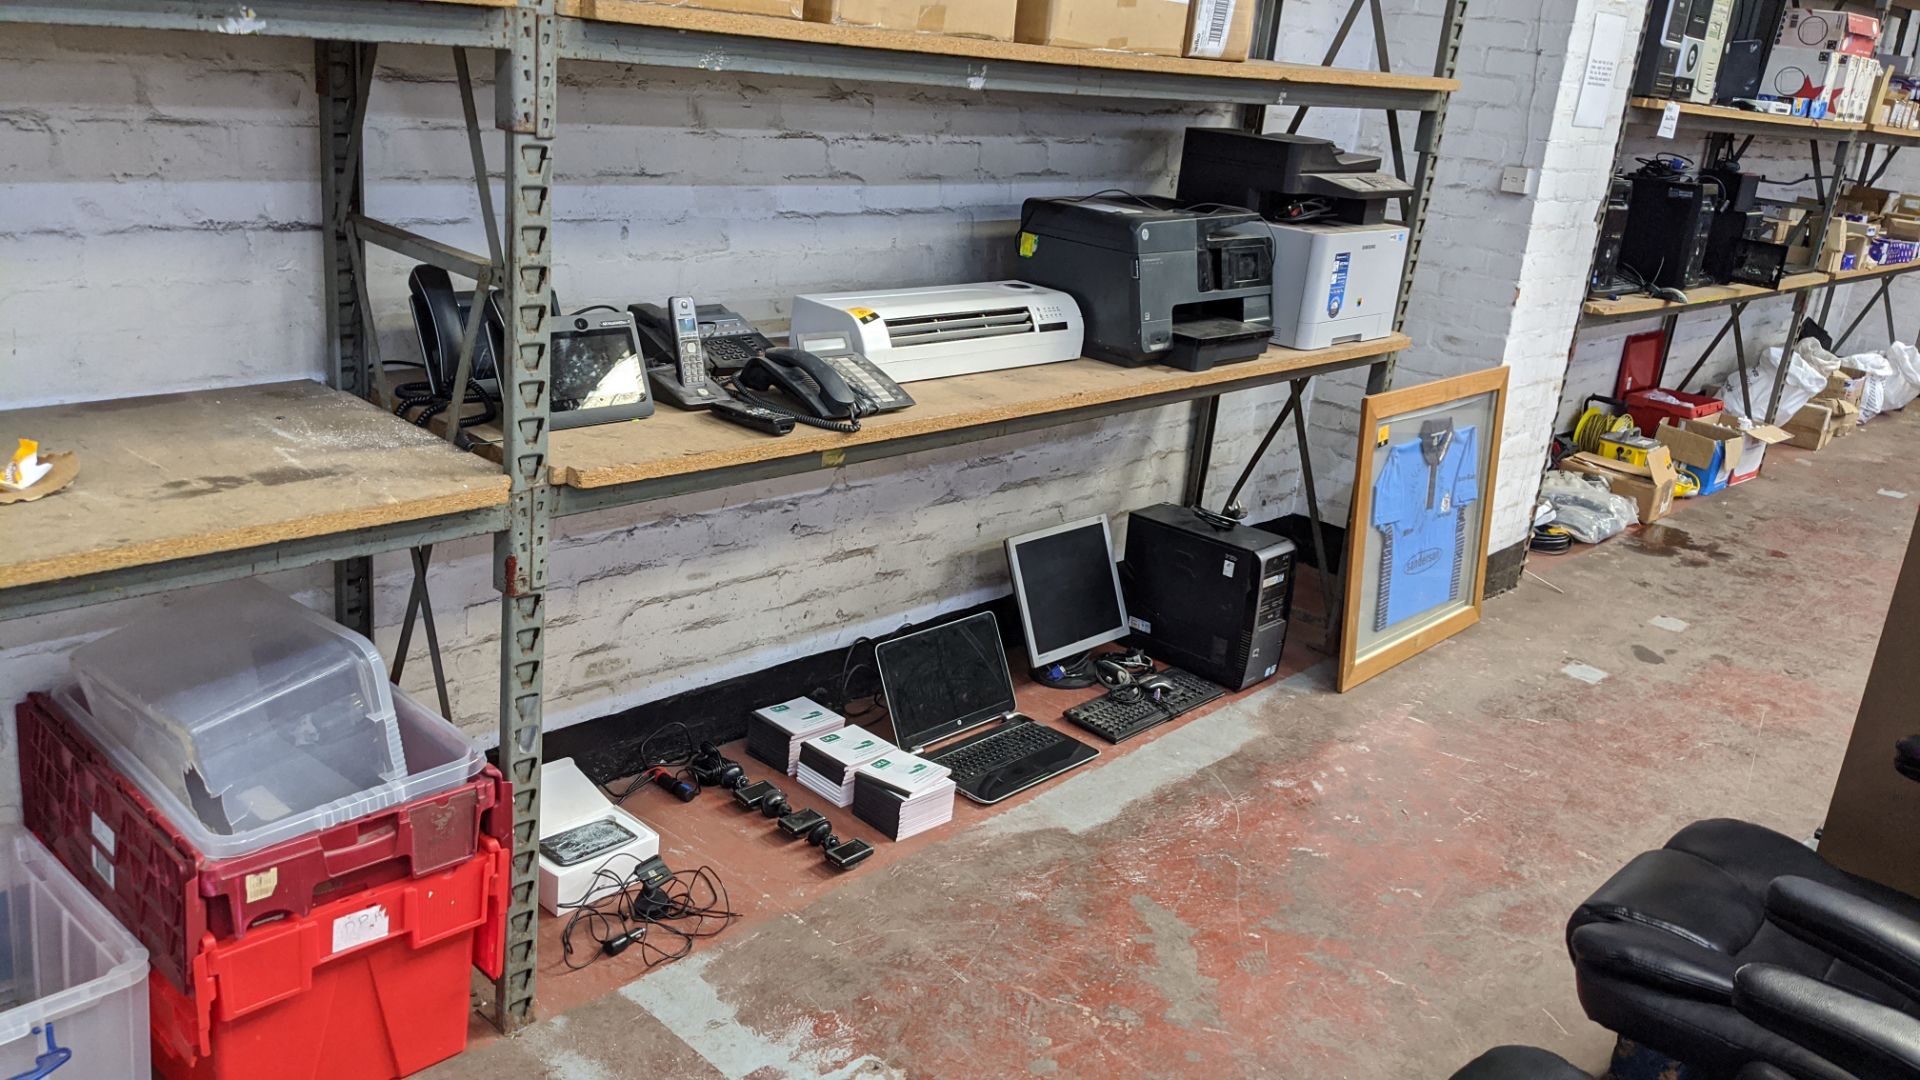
xmin=1119 ymin=504 xmax=1296 ymax=692
xmin=1620 ymin=175 xmax=1716 ymax=289
xmin=1590 ymin=177 xmax=1634 ymax=298
xmin=1634 ymin=0 xmax=1695 ymax=99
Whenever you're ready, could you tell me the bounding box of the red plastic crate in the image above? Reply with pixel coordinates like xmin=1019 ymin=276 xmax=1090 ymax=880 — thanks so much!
xmin=1624 ymin=387 xmax=1724 ymax=437
xmin=16 ymin=691 xmax=510 ymax=995
xmin=150 ymin=838 xmax=507 ymax=1079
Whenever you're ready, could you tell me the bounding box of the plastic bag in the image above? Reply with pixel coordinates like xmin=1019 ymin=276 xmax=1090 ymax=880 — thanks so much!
xmin=1723 ymin=339 xmax=1829 ymax=423
xmin=1846 ymin=352 xmax=1894 ymax=422
xmin=1885 ymin=342 xmax=1920 ymax=411
xmin=1538 ymin=471 xmax=1638 ymax=544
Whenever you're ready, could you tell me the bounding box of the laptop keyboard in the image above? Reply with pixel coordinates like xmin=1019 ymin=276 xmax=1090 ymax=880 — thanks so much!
xmin=928 ymin=721 xmax=1073 ymax=780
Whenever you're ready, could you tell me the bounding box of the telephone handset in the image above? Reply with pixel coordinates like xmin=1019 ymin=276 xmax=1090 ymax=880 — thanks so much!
xmin=407 ymin=264 xmax=507 ymax=398
xmin=737 ymin=347 xmax=862 ymax=426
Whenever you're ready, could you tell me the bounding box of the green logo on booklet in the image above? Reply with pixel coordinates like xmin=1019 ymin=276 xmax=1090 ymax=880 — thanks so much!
xmin=820 ymin=733 xmax=840 ymax=743
xmin=803 ymin=711 xmax=823 ymax=720
xmin=873 ymin=758 xmax=893 ymax=769
xmin=771 ymin=704 xmax=790 ymax=712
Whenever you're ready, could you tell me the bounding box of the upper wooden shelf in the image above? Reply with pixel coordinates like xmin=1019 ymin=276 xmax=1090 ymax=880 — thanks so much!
xmin=1630 ymin=98 xmax=1865 ymax=139
xmin=558 ymin=2 xmax=1457 ymax=108
xmin=1828 ymin=260 xmax=1920 ymax=284
xmin=1582 ymin=271 xmax=1830 ymax=323
xmin=546 ymin=336 xmax=1408 ymax=510
xmin=0 ymin=382 xmax=509 ymax=593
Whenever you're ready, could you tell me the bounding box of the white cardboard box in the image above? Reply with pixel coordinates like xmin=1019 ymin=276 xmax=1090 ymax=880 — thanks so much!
xmin=537 ymin=758 xmax=661 ymax=914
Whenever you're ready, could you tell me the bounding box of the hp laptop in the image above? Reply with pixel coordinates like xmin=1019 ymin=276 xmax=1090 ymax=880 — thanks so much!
xmin=874 ymin=611 xmax=1098 ymax=804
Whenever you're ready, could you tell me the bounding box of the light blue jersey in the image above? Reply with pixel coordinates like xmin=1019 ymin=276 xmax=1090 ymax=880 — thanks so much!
xmin=1372 ymin=424 xmax=1479 ymax=630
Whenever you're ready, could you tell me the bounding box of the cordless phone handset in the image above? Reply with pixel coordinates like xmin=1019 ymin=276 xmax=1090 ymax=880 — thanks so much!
xmin=668 ymin=295 xmax=708 ymax=391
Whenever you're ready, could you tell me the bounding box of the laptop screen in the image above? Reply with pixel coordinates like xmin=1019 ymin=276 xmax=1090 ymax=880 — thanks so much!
xmin=875 ymin=611 xmax=1017 ymax=751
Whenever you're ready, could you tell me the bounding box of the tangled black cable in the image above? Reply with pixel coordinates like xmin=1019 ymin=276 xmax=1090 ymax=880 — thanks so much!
xmin=557 ymin=855 xmax=740 ymax=972
xmin=605 ymin=720 xmax=703 ymax=804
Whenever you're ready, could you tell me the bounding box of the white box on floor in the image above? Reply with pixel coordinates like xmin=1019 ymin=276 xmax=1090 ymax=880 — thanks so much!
xmin=537 ymin=758 xmax=660 ymax=914
xmin=1269 ymin=222 xmax=1407 ymax=350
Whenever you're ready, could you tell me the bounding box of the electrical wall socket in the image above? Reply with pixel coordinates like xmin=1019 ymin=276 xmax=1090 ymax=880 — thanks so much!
xmin=1499 ymin=166 xmax=1534 ymax=196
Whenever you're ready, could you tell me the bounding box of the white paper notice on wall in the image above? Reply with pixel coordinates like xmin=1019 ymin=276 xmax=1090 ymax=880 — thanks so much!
xmin=1657 ymin=102 xmax=1681 ymax=139
xmin=332 ymin=905 xmax=390 ymax=955
xmin=1575 ymin=11 xmax=1630 ymax=130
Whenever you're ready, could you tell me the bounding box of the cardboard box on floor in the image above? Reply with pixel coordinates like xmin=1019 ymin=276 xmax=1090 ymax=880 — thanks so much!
xmin=806 ymin=0 xmax=1015 ymax=37
xmin=1654 ymin=417 xmax=1745 ymax=495
xmin=638 ymin=0 xmax=803 ymax=15
xmin=1015 ymin=0 xmax=1191 ymax=55
xmin=1724 ymin=421 xmax=1794 ymax=484
xmin=1831 ymin=397 xmax=1862 ymax=436
xmin=1560 ymin=449 xmax=1680 ymax=525
xmin=1785 ymin=400 xmax=1837 ymax=450
xmin=1818 ymin=364 xmax=1869 ymax=407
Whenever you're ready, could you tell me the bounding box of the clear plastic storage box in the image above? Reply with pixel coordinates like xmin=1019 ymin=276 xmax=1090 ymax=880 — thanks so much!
xmin=0 ymin=827 xmax=150 ymax=1079
xmin=70 ymin=581 xmax=408 ymax=835
xmin=55 ymin=680 xmax=486 ymax=861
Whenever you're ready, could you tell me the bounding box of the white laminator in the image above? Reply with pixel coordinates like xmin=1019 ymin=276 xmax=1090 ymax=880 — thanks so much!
xmin=1268 ymin=222 xmax=1408 ymax=351
xmin=787 ymin=281 xmax=1083 ymax=383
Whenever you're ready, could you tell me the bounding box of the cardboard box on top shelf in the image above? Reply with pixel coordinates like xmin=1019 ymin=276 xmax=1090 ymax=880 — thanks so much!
xmin=1184 ymin=0 xmax=1252 ymax=60
xmin=1784 ymin=400 xmax=1838 ymax=449
xmin=628 ymin=0 xmax=803 ymax=16
xmin=805 ymin=0 xmax=1015 ymax=38
xmin=1560 ymin=449 xmax=1681 ymax=526
xmin=1835 ymin=185 xmax=1899 ymax=218
xmin=1015 ymin=0 xmax=1190 ymax=56
xmin=1778 ymin=9 xmax=1881 ymax=57
xmin=1654 ymin=417 xmax=1745 ymax=495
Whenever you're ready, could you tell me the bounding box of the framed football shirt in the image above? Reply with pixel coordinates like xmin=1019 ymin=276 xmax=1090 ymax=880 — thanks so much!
xmin=1371 ymin=424 xmax=1479 ymax=630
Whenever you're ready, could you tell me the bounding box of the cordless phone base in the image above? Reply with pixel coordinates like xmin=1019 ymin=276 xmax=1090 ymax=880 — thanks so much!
xmin=647 ymin=367 xmax=723 ymax=410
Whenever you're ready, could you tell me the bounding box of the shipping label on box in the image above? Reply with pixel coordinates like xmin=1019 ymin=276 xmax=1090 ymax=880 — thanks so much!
xmin=1185 ymin=0 xmax=1252 ymax=60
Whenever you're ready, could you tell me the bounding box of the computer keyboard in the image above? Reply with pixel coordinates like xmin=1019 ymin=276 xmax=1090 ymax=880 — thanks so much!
xmin=1064 ymin=667 xmax=1227 ymax=744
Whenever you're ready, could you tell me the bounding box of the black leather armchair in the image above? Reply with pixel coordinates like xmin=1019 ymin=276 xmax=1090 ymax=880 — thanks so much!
xmin=1567 ymin=819 xmax=1920 ymax=1079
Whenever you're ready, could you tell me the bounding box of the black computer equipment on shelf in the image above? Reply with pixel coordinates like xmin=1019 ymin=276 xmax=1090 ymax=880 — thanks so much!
xmin=1174 ymin=128 xmax=1414 ymax=226
xmin=1706 ymin=209 xmax=1789 ymax=287
xmin=1618 ymin=159 xmax=1717 ymax=291
xmin=1633 ymin=0 xmax=1699 ymax=99
xmin=1004 ymin=516 xmax=1133 ymax=689
xmin=1589 ymin=177 xmax=1637 ymax=299
xmin=1120 ymin=504 xmax=1296 ymax=693
xmin=873 ymin=612 xmax=1098 ymax=805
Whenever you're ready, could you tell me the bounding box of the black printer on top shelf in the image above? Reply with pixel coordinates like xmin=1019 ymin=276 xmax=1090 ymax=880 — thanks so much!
xmin=1015 ymin=195 xmax=1274 ymax=371
xmin=1173 ymin=128 xmax=1414 ymax=226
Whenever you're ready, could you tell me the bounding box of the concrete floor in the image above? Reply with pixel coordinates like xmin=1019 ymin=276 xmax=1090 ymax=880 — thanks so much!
xmin=432 ymin=409 xmax=1920 ymax=1080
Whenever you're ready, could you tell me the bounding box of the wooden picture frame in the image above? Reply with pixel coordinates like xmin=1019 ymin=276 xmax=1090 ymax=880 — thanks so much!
xmin=1338 ymin=367 xmax=1508 ymax=693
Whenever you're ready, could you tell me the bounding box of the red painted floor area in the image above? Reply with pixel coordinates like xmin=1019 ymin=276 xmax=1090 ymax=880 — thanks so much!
xmin=433 ymin=411 xmax=1920 ymax=1079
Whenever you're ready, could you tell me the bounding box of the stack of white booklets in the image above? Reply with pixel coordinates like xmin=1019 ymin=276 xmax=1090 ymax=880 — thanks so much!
xmin=852 ymin=751 xmax=956 ymax=841
xmin=795 ymin=725 xmax=894 ymax=808
xmin=746 ymin=696 xmax=845 ymax=776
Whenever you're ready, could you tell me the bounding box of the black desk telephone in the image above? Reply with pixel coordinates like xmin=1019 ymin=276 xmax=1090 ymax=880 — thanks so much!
xmin=631 ymin=297 xmax=913 ymax=435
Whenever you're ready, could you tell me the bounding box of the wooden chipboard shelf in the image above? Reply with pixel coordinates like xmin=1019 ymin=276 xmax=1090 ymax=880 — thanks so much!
xmin=0 ymin=381 xmax=510 ymax=592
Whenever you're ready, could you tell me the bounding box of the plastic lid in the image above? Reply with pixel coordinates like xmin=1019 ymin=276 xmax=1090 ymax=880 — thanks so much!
xmin=70 ymin=580 xmax=403 ymax=814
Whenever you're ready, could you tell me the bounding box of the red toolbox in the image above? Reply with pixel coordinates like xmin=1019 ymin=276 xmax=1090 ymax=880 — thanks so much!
xmin=1624 ymin=387 xmax=1724 ymax=436
xmin=150 ymin=838 xmax=507 ymax=1079
xmin=16 ymin=691 xmax=510 ymax=995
